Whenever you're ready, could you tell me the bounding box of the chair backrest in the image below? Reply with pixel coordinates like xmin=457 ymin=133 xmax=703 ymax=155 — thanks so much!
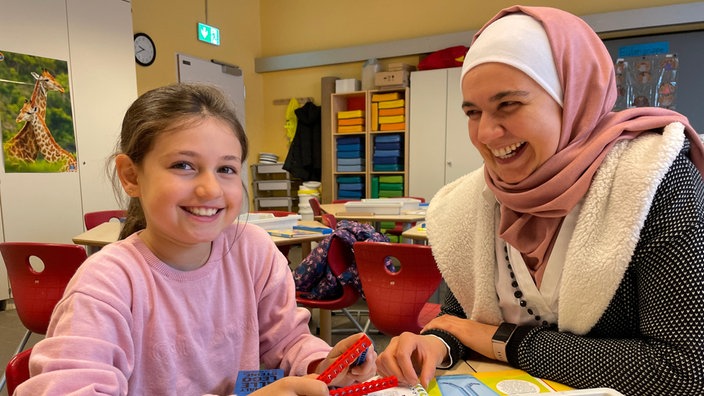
xmin=308 ymin=197 xmax=323 ymax=216
xmin=0 ymin=242 xmax=87 ymax=334
xmin=321 ymin=213 xmax=337 ymax=229
xmin=84 ymin=209 xmax=126 ymax=230
xmin=5 ymin=347 xmax=32 ymax=395
xmin=353 ymin=241 xmax=442 ymax=336
xmin=296 ymin=236 xmax=360 ymax=309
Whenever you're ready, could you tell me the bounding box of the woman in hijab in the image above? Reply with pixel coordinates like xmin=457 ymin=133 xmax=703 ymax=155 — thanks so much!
xmin=377 ymin=6 xmax=704 ymax=395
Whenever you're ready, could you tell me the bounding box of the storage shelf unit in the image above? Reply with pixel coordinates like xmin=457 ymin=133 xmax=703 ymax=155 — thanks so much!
xmin=330 ymin=88 xmax=409 ymax=200
xmin=251 ymin=163 xmax=301 ymax=211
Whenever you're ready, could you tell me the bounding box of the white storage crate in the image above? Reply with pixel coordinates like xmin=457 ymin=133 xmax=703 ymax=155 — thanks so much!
xmin=237 ymin=213 xmax=301 ymax=230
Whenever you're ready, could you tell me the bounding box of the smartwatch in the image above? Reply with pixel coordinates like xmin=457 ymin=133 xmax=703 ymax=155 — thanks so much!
xmin=491 ymin=322 xmax=517 ymax=362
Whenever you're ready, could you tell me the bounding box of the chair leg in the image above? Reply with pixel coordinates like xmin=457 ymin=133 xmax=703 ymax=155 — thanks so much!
xmin=339 ymin=308 xmax=365 ymax=333
xmin=319 ymin=309 xmax=332 ymax=344
xmin=0 ymin=329 xmax=32 ymax=392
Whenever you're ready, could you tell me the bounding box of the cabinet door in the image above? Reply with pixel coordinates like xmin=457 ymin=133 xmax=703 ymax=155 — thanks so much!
xmin=444 ymin=68 xmax=483 ymax=184
xmin=408 ymin=69 xmax=449 ymax=202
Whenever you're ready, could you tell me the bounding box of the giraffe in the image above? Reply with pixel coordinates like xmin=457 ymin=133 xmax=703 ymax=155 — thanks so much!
xmin=4 ymin=70 xmax=65 ymax=163
xmin=15 ymin=101 xmax=77 ymax=172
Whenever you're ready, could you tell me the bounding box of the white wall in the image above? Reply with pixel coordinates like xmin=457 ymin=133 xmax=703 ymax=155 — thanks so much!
xmin=0 ymin=0 xmax=137 ymax=301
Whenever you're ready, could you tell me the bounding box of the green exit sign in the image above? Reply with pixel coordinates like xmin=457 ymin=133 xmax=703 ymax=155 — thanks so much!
xmin=197 ymin=23 xmax=220 ymax=46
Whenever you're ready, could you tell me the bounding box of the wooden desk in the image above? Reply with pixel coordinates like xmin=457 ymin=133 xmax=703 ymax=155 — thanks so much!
xmin=401 ymin=225 xmax=428 ymax=244
xmin=72 ymin=220 xmax=330 ymax=257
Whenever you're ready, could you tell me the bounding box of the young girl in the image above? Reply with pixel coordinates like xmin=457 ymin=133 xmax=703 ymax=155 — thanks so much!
xmin=16 ymin=83 xmax=376 ymax=395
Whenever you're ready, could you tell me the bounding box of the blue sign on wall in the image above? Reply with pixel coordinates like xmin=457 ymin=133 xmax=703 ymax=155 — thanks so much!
xmin=617 ymin=42 xmax=669 ymax=57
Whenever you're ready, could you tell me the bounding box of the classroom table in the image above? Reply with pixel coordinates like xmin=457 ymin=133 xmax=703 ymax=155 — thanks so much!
xmin=400 ymin=225 xmax=428 ymax=244
xmin=72 ymin=220 xmax=331 ymax=257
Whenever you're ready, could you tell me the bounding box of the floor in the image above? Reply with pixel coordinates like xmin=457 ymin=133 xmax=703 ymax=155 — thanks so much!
xmin=0 ymin=246 xmax=391 ymax=396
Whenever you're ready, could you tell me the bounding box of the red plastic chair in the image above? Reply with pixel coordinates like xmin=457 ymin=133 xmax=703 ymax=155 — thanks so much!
xmin=84 ymin=209 xmax=126 ymax=230
xmin=308 ymin=197 xmax=324 ymax=217
xmin=0 ymin=243 xmax=87 ymax=355
xmin=353 ymin=241 xmax=442 ymax=336
xmin=296 ymin=236 xmax=366 ymax=343
xmin=4 ymin=347 xmax=32 ymax=395
xmin=321 ymin=213 xmax=338 ymax=229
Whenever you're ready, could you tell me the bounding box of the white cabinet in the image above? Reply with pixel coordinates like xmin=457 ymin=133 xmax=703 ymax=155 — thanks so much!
xmin=409 ymin=68 xmax=484 ymax=202
xmin=0 ymin=0 xmax=137 ymax=303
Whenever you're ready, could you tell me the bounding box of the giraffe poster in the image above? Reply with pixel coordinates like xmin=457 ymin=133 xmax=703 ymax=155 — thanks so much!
xmin=0 ymin=50 xmax=76 ymax=173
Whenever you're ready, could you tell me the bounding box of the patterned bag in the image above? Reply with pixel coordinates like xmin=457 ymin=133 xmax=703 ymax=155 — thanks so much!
xmin=293 ymin=220 xmax=389 ymax=300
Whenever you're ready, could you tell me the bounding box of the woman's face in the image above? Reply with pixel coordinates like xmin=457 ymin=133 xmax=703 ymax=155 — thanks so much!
xmin=462 ymin=62 xmax=563 ymax=184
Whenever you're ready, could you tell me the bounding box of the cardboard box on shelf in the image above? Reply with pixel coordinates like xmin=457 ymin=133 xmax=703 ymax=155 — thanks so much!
xmin=375 ymin=71 xmax=409 ymax=88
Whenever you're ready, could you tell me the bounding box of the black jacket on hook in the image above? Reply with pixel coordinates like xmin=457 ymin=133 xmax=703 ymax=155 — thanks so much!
xmin=283 ymin=101 xmax=321 ymax=181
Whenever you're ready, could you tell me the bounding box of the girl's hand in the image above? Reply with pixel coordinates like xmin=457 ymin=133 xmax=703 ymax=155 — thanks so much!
xmin=376 ymin=332 xmax=447 ymax=389
xmin=248 ymin=375 xmax=328 ymax=396
xmin=316 ymin=333 xmax=378 ymax=387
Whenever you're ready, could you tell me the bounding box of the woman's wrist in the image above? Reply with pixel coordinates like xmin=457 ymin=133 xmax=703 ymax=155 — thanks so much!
xmin=421 ymin=328 xmax=468 ymax=368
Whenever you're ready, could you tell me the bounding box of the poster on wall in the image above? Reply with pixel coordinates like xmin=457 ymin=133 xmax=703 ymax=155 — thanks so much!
xmin=0 ymin=50 xmax=77 ymax=173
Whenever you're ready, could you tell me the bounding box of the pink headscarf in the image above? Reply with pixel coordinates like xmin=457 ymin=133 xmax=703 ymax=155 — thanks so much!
xmin=464 ymin=6 xmax=704 ymax=281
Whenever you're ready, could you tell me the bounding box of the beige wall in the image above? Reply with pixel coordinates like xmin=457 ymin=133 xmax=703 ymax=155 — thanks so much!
xmin=131 ymin=0 xmax=697 ymax=197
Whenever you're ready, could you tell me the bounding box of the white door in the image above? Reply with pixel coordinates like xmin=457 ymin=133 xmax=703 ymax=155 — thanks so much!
xmin=444 ymin=67 xmax=483 ymax=184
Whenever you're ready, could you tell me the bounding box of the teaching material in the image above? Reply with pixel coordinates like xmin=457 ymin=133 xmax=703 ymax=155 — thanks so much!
xmin=292 ymin=225 xmax=333 ymax=234
xmin=233 ymin=369 xmax=283 ymax=395
xmin=267 ymin=229 xmax=326 ymax=238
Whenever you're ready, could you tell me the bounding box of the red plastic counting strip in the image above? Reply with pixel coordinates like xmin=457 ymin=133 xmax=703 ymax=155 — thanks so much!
xmin=329 ymin=376 xmax=399 ymax=396
xmin=317 ymin=334 xmax=373 ymax=384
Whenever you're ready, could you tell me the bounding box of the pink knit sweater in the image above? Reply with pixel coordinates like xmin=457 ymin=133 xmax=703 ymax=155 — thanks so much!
xmin=16 ymin=224 xmax=331 ymax=395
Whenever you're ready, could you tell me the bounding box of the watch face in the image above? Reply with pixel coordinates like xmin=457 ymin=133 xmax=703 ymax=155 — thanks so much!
xmin=492 ymin=323 xmax=517 ymax=342
xmin=134 ymin=33 xmax=155 ymax=66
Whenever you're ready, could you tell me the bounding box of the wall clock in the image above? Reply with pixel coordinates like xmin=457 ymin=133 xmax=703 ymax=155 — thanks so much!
xmin=134 ymin=33 xmax=156 ymax=66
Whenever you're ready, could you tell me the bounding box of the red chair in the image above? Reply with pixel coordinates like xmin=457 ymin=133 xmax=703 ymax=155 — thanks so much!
xmin=4 ymin=347 xmax=32 ymax=395
xmin=0 ymin=242 xmax=87 ymax=392
xmin=84 ymin=209 xmax=126 ymax=230
xmin=308 ymin=197 xmax=324 ymax=217
xmin=0 ymin=242 xmax=87 ymax=351
xmin=296 ymin=236 xmax=366 ymax=343
xmin=353 ymin=241 xmax=442 ymax=336
xmin=321 ymin=213 xmax=337 ymax=229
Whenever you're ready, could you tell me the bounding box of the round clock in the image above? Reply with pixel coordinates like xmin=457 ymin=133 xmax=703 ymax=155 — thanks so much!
xmin=134 ymin=33 xmax=156 ymax=66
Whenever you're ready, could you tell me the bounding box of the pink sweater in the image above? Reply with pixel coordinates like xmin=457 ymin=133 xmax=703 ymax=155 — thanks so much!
xmin=16 ymin=224 xmax=331 ymax=395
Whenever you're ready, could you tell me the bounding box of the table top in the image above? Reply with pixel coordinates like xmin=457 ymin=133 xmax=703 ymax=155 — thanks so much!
xmin=319 ymin=203 xmax=426 ymax=223
xmin=400 ymin=225 xmax=427 ymax=242
xmin=72 ymin=220 xmax=330 ymax=248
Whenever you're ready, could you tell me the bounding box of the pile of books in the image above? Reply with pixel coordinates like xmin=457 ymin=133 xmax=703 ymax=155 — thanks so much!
xmin=336 ymin=136 xmax=364 ymax=172
xmin=370 ymin=175 xmax=404 ymax=198
xmin=337 ymin=175 xmax=365 ymax=199
xmin=370 ymin=92 xmax=405 ymax=131
xmin=372 ymin=134 xmax=403 ymax=172
xmin=337 ymin=109 xmax=365 ymax=133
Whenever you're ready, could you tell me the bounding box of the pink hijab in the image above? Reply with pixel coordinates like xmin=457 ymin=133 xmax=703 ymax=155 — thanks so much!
xmin=465 ymin=6 xmax=704 ymax=282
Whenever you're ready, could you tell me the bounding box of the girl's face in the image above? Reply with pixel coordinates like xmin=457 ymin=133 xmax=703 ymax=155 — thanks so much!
xmin=122 ymin=117 xmax=243 ymax=268
xmin=462 ymin=63 xmax=562 ymax=184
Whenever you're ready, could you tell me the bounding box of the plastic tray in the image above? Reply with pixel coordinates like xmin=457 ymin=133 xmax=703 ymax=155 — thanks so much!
xmin=237 ymin=213 xmax=301 ymax=230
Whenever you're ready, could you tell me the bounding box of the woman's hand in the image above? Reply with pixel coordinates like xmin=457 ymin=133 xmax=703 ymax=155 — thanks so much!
xmin=376 ymin=332 xmax=448 ymax=389
xmin=249 ymin=375 xmax=328 ymax=396
xmin=315 ymin=333 xmax=378 ymax=387
xmin=422 ymin=316 xmax=497 ymax=360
